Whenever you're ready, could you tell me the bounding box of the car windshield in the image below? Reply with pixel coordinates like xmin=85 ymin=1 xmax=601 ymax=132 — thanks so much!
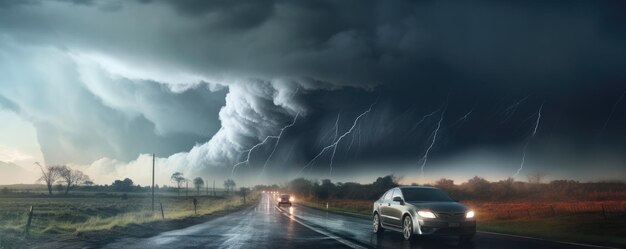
xmin=281 ymin=195 xmax=289 ymax=198
xmin=401 ymin=188 xmax=454 ymax=202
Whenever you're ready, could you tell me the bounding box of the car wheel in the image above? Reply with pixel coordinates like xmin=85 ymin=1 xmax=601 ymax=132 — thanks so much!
xmin=402 ymin=216 xmax=413 ymax=240
xmin=373 ymin=213 xmax=384 ymax=234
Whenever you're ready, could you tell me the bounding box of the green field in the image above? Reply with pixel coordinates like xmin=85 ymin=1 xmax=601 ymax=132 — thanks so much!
xmin=0 ymin=190 xmax=256 ymax=249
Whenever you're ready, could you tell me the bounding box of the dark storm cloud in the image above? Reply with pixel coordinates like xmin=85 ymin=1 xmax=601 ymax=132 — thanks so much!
xmin=0 ymin=0 xmax=625 ymax=182
xmin=162 ymin=0 xmax=276 ymax=30
xmin=2 ymin=0 xmax=624 ymax=87
xmin=147 ymin=0 xmax=626 ymax=88
xmin=0 ymin=0 xmax=39 ymax=8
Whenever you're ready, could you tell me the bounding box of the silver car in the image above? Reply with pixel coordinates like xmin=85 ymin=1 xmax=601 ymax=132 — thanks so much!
xmin=277 ymin=194 xmax=292 ymax=207
xmin=372 ymin=186 xmax=476 ymax=241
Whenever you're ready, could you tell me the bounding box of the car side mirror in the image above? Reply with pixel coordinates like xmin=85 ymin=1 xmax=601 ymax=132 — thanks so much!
xmin=392 ymin=196 xmax=404 ymax=205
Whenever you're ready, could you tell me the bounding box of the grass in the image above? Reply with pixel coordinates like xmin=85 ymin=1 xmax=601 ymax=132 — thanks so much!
xmin=300 ymin=198 xmax=626 ymax=248
xmin=302 ymin=199 xmax=371 ymax=216
xmin=478 ymin=214 xmax=626 ymax=246
xmin=0 ymin=190 xmax=257 ymax=248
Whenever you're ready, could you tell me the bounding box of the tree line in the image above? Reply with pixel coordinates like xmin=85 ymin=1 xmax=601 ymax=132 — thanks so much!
xmin=169 ymin=171 xmax=238 ymax=197
xmin=433 ymin=176 xmax=626 ymax=201
xmin=282 ymin=175 xmax=626 ymax=202
xmin=30 ymin=163 xmax=241 ymax=197
xmin=284 ymin=175 xmax=399 ymax=200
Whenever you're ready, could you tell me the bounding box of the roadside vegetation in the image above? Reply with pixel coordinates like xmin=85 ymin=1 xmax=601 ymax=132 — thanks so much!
xmin=0 ymin=176 xmax=256 ymax=249
xmin=274 ymin=175 xmax=626 ymax=248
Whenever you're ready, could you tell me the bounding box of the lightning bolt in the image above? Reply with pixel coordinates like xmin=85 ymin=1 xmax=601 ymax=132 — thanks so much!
xmin=347 ymin=120 xmax=365 ymax=154
xmin=261 ymin=113 xmax=300 ymax=173
xmin=231 ymin=113 xmax=299 ymax=176
xmin=409 ymin=107 xmax=441 ymax=133
xmin=346 ymin=120 xmax=361 ymax=153
xmin=297 ymin=104 xmax=374 ymax=176
xmin=501 ymin=96 xmax=528 ymax=124
xmin=231 ymin=136 xmax=278 ymax=176
xmin=319 ymin=113 xmax=341 ymax=144
xmin=602 ymin=91 xmax=626 ymax=130
xmin=450 ymin=107 xmax=474 ymax=128
xmin=418 ymin=105 xmax=447 ymax=177
xmin=513 ymin=104 xmax=543 ymax=177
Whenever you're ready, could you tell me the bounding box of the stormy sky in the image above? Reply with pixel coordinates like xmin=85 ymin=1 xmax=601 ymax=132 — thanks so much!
xmin=1 ymin=0 xmax=625 ymax=185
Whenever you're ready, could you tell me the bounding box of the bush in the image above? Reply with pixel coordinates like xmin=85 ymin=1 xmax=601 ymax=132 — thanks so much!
xmin=287 ymin=175 xmax=399 ymax=200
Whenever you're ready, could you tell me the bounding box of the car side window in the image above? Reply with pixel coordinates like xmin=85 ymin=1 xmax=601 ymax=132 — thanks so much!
xmin=392 ymin=189 xmax=403 ymax=200
xmin=383 ymin=190 xmax=393 ymax=200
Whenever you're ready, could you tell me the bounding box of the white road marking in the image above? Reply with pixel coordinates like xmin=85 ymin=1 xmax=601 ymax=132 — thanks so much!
xmin=275 ymin=205 xmax=368 ymax=249
xmin=478 ymin=231 xmax=619 ymax=249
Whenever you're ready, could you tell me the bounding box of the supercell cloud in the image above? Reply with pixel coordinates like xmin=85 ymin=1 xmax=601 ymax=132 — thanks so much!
xmin=0 ymin=0 xmax=625 ymax=184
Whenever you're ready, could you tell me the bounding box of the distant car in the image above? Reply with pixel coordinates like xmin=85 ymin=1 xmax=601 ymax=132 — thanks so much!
xmin=277 ymin=194 xmax=292 ymax=207
xmin=372 ymin=186 xmax=476 ymax=242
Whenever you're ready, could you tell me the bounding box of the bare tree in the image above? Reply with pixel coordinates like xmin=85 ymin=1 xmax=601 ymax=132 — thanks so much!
xmin=171 ymin=172 xmax=185 ymax=197
xmin=35 ymin=162 xmax=62 ymax=195
xmin=239 ymin=187 xmax=249 ymax=204
xmin=193 ymin=177 xmax=204 ymax=195
xmin=57 ymin=166 xmax=90 ymax=195
xmin=527 ymin=171 xmax=548 ymax=184
xmin=223 ymin=179 xmax=236 ymax=195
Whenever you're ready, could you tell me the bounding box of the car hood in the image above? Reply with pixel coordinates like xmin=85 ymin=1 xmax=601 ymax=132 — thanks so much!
xmin=406 ymin=201 xmax=468 ymax=213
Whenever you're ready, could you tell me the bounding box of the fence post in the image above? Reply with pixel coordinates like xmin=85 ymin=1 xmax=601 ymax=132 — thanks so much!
xmin=160 ymin=202 xmax=165 ymax=220
xmin=550 ymin=205 xmax=556 ymax=217
xmin=24 ymin=206 xmax=34 ymax=238
xmin=507 ymin=210 xmax=512 ymax=219
xmin=601 ymin=204 xmax=607 ymax=219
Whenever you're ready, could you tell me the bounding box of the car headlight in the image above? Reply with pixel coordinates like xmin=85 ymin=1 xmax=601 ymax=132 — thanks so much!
xmin=289 ymin=197 xmax=294 ymax=202
xmin=417 ymin=210 xmax=437 ymax=218
xmin=466 ymin=210 xmax=475 ymax=218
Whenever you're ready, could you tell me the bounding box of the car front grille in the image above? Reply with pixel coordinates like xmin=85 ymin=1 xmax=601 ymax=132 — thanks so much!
xmin=436 ymin=212 xmax=465 ymax=220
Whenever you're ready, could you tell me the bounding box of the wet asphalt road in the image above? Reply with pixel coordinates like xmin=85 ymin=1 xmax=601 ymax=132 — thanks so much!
xmin=105 ymin=193 xmax=616 ymax=249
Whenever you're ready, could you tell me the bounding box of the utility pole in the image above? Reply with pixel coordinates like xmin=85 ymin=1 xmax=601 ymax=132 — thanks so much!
xmin=152 ymin=154 xmax=155 ymax=212
xmin=186 ymin=179 xmax=189 ymax=198
xmin=213 ymin=180 xmax=216 ymax=197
